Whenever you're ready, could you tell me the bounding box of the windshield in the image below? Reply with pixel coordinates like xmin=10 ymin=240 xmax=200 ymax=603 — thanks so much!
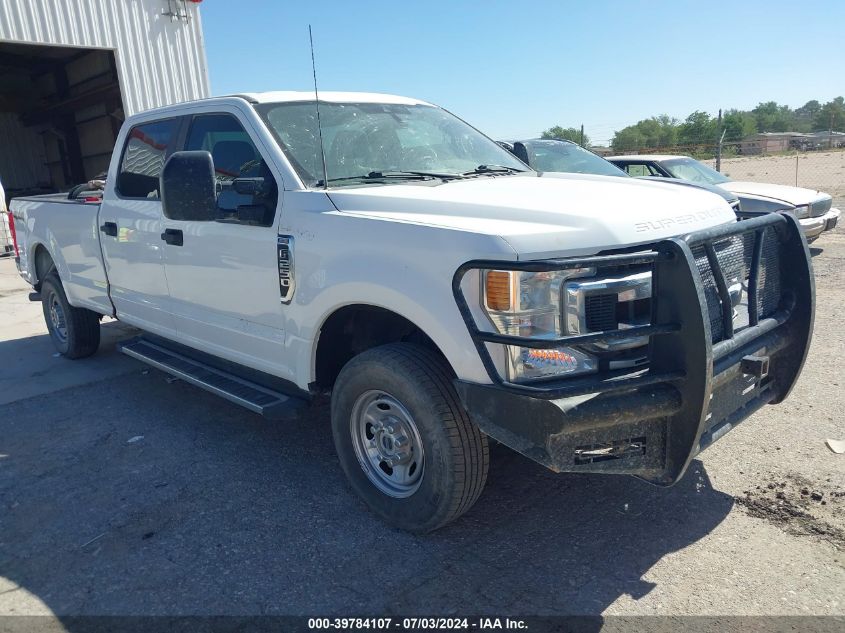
xmin=662 ymin=157 xmax=730 ymax=185
xmin=256 ymin=101 xmax=528 ymax=186
xmin=523 ymin=140 xmax=626 ymax=177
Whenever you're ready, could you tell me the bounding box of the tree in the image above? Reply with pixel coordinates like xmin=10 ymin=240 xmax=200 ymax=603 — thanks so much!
xmin=813 ymin=97 xmax=845 ymax=132
xmin=796 ymin=100 xmax=821 ymax=119
xmin=794 ymin=100 xmax=821 ymax=131
xmin=540 ymin=126 xmax=590 ymax=147
xmin=679 ymin=111 xmax=717 ymax=146
xmin=752 ymin=101 xmax=793 ymax=132
xmin=610 ymin=115 xmax=678 ymax=152
xmin=722 ymin=109 xmax=757 ymax=142
xmin=611 ymin=126 xmax=646 ymax=153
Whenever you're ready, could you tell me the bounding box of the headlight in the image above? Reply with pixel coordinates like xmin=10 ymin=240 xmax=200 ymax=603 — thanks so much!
xmin=792 ymin=204 xmax=810 ymax=219
xmin=482 ymin=269 xmax=597 ymax=382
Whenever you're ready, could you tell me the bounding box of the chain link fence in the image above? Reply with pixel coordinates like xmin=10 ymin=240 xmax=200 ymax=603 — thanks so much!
xmin=609 ymin=141 xmax=845 ymax=208
xmin=705 ymin=147 xmax=845 ymax=208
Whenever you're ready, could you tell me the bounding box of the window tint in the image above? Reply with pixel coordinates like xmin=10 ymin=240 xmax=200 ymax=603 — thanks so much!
xmin=624 ymin=164 xmax=650 ymax=177
xmin=184 ymin=114 xmax=278 ymax=225
xmin=117 ymin=119 xmax=177 ymax=199
xmin=522 ymin=140 xmax=626 ymax=177
xmin=662 ymin=158 xmax=730 ymax=185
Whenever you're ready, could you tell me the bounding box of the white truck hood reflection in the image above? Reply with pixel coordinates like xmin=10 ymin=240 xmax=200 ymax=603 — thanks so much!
xmin=327 ymin=172 xmax=736 ymax=259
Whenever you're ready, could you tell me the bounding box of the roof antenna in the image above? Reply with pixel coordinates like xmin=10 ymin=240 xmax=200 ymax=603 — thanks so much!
xmin=309 ymin=25 xmax=329 ymax=189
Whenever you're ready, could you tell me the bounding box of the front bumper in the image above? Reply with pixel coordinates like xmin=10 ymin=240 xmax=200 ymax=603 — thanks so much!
xmin=799 ymin=216 xmax=826 ymax=239
xmin=453 ymin=212 xmax=814 ymax=485
xmin=823 ymin=208 xmax=840 ymax=232
xmin=800 ymin=207 xmax=841 ymax=238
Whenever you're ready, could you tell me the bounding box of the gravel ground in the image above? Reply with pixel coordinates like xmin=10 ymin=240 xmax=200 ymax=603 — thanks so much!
xmin=0 ymin=227 xmax=843 ymax=621
xmin=705 ymin=149 xmax=845 ymax=207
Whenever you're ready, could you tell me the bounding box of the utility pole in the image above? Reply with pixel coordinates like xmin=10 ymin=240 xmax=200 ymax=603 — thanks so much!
xmin=830 ymin=111 xmax=835 ymax=150
xmin=580 ymin=124 xmax=585 ymax=148
xmin=716 ymin=108 xmax=723 ymax=172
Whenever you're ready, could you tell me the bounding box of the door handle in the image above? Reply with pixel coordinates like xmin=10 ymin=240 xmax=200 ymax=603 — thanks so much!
xmin=160 ymin=228 xmax=183 ymax=246
xmin=100 ymin=221 xmax=118 ymax=237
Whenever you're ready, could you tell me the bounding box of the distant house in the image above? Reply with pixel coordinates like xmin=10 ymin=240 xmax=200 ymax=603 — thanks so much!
xmin=808 ymin=131 xmax=845 ymax=149
xmin=740 ymin=131 xmax=845 ymax=154
xmin=740 ymin=133 xmax=794 ymax=155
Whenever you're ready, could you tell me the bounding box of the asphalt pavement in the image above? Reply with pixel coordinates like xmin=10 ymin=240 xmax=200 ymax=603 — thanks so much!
xmin=0 ymin=235 xmax=843 ymax=622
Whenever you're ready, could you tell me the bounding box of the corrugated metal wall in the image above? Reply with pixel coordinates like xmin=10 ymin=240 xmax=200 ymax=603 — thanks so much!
xmin=0 ymin=0 xmax=210 ymax=116
xmin=0 ymin=112 xmax=50 ymax=189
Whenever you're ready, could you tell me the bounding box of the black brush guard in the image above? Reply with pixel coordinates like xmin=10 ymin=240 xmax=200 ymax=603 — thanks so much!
xmin=452 ymin=212 xmax=814 ymax=485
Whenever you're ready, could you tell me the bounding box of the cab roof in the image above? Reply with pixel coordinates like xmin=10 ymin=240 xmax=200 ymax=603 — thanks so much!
xmin=238 ymin=91 xmax=434 ymax=106
xmin=126 ymin=91 xmax=437 ymax=122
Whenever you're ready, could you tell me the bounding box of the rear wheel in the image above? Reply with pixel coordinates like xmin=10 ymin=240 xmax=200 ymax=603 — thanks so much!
xmin=331 ymin=343 xmax=489 ymax=533
xmin=41 ymin=273 xmax=100 ymax=359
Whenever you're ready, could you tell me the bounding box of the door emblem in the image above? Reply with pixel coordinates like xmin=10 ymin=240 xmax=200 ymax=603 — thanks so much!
xmin=277 ymin=235 xmax=295 ymax=304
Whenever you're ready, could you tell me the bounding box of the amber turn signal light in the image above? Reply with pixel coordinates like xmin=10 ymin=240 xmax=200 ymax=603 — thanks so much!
xmin=486 ymin=271 xmax=512 ymax=311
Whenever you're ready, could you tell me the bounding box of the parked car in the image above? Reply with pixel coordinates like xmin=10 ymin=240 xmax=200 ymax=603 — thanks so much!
xmin=608 ymin=154 xmax=840 ymax=242
xmin=501 ymin=139 xmax=742 ymax=212
xmin=9 ymin=92 xmax=813 ymax=532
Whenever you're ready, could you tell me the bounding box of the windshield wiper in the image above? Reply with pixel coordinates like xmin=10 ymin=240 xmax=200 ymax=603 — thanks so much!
xmin=317 ymin=170 xmax=464 ymax=186
xmin=462 ymin=164 xmax=528 ymax=176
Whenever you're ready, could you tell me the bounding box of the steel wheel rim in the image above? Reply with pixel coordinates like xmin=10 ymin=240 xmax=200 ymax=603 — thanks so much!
xmin=350 ymin=390 xmax=425 ymax=498
xmin=49 ymin=295 xmax=68 ymax=343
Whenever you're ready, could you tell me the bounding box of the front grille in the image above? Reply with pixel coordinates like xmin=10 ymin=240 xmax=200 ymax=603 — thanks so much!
xmin=564 ymin=270 xmax=652 ymax=352
xmin=810 ymin=197 xmax=832 ymax=218
xmin=692 ymin=227 xmax=782 ymax=343
xmin=585 ymin=294 xmax=617 ymax=331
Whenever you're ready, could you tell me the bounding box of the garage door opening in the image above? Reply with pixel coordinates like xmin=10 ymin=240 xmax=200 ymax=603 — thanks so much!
xmin=0 ymin=41 xmax=124 ymax=199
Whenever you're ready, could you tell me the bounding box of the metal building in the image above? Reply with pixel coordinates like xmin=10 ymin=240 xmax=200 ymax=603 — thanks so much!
xmin=0 ymin=0 xmax=210 ymax=199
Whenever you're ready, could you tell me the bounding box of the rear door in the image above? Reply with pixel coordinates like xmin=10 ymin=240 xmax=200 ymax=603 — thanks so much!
xmin=100 ymin=118 xmax=179 ymax=337
xmin=160 ymin=110 xmax=288 ymax=377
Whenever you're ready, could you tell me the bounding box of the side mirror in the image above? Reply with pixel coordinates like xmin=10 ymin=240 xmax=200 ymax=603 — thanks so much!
xmin=161 ymin=151 xmax=217 ymax=221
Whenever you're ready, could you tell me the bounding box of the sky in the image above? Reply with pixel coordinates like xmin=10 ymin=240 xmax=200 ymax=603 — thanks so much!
xmin=200 ymin=0 xmax=845 ymax=146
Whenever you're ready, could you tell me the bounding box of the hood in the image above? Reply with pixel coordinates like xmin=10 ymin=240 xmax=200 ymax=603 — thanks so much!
xmin=725 ymin=181 xmax=831 ymax=206
xmin=327 ymin=173 xmax=735 ymax=259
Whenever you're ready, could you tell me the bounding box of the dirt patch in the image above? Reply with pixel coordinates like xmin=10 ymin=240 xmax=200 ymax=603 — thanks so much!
xmin=735 ymin=472 xmax=845 ymax=549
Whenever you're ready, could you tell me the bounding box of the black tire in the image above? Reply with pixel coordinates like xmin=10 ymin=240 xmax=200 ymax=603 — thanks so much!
xmin=41 ymin=273 xmax=101 ymax=359
xmin=331 ymin=343 xmax=489 ymax=533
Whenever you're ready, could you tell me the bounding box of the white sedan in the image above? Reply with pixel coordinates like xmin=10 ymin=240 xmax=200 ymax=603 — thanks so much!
xmin=608 ymin=154 xmax=840 ymax=242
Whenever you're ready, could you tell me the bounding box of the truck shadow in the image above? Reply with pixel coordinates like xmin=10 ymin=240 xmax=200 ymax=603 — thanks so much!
xmin=0 ymin=373 xmax=734 ymax=621
xmin=0 ymin=321 xmax=139 ymax=406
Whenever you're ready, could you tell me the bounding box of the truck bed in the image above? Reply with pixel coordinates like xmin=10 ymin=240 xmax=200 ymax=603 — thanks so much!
xmin=11 ymin=195 xmax=111 ymax=315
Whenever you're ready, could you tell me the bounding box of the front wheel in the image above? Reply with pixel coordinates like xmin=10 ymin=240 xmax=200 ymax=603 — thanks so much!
xmin=331 ymin=343 xmax=489 ymax=533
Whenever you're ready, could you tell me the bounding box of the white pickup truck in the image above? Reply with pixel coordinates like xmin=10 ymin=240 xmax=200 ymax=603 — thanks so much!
xmin=9 ymin=92 xmax=814 ymax=532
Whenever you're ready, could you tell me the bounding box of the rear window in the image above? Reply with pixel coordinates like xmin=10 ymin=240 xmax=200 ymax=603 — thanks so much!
xmin=116 ymin=119 xmax=178 ymax=199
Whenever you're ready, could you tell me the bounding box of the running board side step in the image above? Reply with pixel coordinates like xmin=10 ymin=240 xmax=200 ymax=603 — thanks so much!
xmin=119 ymin=339 xmax=305 ymax=420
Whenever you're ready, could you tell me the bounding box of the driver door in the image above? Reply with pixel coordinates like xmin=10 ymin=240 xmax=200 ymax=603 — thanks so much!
xmin=161 ymin=111 xmax=289 ymax=378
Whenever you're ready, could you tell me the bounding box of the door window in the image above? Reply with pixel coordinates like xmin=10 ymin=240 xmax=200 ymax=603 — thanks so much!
xmin=183 ymin=114 xmax=279 ymax=226
xmin=116 ymin=119 xmax=178 ymax=199
xmin=623 ymin=163 xmax=652 ymax=177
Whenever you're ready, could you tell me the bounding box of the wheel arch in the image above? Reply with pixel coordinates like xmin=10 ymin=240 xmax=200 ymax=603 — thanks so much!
xmin=32 ymin=242 xmax=57 ymax=290
xmin=312 ymin=303 xmax=454 ymax=392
